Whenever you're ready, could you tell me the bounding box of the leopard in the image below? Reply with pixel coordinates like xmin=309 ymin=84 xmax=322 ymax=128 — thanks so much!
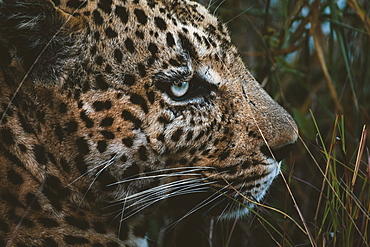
xmin=0 ymin=0 xmax=298 ymax=246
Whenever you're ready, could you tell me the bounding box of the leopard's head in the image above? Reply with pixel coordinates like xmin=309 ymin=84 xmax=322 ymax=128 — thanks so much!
xmin=0 ymin=0 xmax=297 ymax=220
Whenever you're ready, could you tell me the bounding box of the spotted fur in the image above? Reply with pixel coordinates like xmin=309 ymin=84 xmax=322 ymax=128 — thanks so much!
xmin=0 ymin=0 xmax=297 ymax=246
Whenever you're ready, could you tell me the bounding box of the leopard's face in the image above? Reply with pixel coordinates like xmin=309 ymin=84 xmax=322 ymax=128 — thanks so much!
xmin=0 ymin=0 xmax=297 ymax=220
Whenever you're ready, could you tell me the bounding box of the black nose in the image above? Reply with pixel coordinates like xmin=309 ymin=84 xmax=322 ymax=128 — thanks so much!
xmin=260 ymin=143 xmax=294 ymax=161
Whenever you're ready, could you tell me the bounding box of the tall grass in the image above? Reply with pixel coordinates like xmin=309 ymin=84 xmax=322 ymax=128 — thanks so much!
xmin=158 ymin=0 xmax=370 ymax=246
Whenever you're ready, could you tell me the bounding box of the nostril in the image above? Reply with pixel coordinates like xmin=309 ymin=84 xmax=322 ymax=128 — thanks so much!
xmin=260 ymin=143 xmax=294 ymax=161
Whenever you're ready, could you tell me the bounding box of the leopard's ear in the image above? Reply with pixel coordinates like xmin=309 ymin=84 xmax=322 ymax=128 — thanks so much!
xmin=0 ymin=0 xmax=83 ymax=81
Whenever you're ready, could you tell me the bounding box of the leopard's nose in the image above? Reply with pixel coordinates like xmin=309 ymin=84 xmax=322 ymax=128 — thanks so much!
xmin=260 ymin=143 xmax=295 ymax=162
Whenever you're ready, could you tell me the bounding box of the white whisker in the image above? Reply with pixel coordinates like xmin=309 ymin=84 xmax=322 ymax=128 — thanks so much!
xmin=66 ymin=155 xmax=117 ymax=187
xmin=118 ymin=190 xmax=129 ymax=239
xmin=77 ymin=155 xmax=117 ymax=207
xmin=180 ymin=187 xmax=229 ymax=219
xmin=212 ymin=0 xmax=226 ymax=15
xmin=216 ymin=201 xmax=231 ymax=222
xmin=121 ymin=186 xmax=211 ymax=221
xmin=108 ymin=166 xmax=215 ymax=186
xmin=120 ymin=178 xmax=213 ymax=203
xmin=163 ymin=189 xmax=227 ymax=232
xmin=225 ymin=6 xmax=254 ymax=25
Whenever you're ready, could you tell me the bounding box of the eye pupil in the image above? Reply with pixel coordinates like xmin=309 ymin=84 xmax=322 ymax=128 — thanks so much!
xmin=170 ymin=81 xmax=189 ymax=98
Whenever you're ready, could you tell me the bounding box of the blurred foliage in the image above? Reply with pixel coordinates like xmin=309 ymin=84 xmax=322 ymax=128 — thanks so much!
xmin=158 ymin=0 xmax=370 ymax=246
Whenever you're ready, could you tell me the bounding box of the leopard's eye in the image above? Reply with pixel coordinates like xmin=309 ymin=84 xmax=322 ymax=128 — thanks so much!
xmin=170 ymin=81 xmax=189 ymax=98
xmin=155 ymin=74 xmax=216 ymax=101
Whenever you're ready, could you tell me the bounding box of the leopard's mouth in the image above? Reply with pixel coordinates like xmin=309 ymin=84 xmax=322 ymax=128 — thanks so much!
xmin=162 ymin=161 xmax=282 ymax=218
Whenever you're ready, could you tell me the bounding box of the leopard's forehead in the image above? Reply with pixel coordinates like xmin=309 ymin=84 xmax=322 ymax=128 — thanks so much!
xmin=54 ymin=0 xmax=238 ymax=90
